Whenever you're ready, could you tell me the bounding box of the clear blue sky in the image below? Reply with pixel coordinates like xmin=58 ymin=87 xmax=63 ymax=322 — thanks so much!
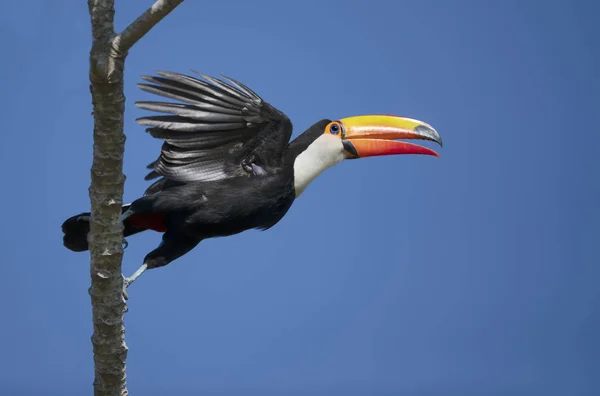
xmin=1 ymin=1 xmax=598 ymax=395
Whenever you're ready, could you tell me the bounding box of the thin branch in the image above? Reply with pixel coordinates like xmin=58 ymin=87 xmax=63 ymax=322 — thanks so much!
xmin=87 ymin=0 xmax=184 ymax=395
xmin=114 ymin=0 xmax=184 ymax=54
xmin=88 ymin=1 xmax=128 ymax=395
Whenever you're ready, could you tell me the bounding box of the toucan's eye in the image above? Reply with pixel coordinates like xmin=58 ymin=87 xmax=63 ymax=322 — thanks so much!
xmin=329 ymin=123 xmax=340 ymax=135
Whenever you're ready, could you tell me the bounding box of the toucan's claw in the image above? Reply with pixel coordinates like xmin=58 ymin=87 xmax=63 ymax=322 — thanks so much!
xmin=122 ymin=238 xmax=129 ymax=249
xmin=121 ymin=275 xmax=130 ymax=313
xmin=122 ymin=276 xmax=130 ymax=299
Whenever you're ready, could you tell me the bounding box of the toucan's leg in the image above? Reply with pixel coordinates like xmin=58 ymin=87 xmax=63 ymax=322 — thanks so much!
xmin=121 ymin=208 xmax=134 ymax=222
xmin=124 ymin=231 xmax=201 ymax=288
xmin=124 ymin=264 xmax=148 ymax=288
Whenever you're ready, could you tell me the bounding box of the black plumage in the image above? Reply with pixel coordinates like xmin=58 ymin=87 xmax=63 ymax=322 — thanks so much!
xmin=62 ymin=71 xmax=328 ymax=281
xmin=136 ymin=70 xmax=294 ymax=184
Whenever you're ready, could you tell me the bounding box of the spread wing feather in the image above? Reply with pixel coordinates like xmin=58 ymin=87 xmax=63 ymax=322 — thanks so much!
xmin=135 ymin=71 xmax=293 ymax=188
xmin=136 ymin=102 xmax=248 ymax=123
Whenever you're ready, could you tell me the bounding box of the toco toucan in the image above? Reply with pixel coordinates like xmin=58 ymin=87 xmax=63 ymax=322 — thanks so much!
xmin=62 ymin=71 xmax=442 ymax=287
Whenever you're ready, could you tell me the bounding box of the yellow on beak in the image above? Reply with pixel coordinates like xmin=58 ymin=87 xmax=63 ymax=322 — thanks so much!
xmin=339 ymin=115 xmax=442 ymax=158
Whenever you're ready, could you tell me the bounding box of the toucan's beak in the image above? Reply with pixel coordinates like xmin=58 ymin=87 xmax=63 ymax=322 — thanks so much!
xmin=340 ymin=115 xmax=442 ymax=159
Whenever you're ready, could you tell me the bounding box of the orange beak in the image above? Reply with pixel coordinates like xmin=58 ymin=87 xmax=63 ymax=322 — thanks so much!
xmin=340 ymin=115 xmax=442 ymax=159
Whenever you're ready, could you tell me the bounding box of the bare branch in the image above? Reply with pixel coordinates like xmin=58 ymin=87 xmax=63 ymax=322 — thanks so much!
xmin=86 ymin=0 xmax=184 ymax=395
xmin=114 ymin=0 xmax=184 ymax=54
xmin=88 ymin=1 xmax=128 ymax=395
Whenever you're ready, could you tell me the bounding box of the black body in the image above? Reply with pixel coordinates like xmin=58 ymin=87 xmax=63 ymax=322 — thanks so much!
xmin=62 ymin=71 xmax=329 ymax=271
xmin=132 ymin=165 xmax=297 ymax=237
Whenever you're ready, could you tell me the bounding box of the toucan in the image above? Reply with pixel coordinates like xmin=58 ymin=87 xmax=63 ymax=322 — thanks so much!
xmin=62 ymin=71 xmax=442 ymax=287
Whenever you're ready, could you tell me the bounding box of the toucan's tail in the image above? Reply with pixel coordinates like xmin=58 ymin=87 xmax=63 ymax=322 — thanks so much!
xmin=62 ymin=204 xmax=146 ymax=252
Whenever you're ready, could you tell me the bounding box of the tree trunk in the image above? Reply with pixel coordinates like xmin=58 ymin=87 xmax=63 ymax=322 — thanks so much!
xmin=86 ymin=1 xmax=184 ymax=395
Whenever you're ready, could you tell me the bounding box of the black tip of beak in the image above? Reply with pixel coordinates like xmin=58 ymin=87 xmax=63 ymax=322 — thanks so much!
xmin=415 ymin=125 xmax=443 ymax=148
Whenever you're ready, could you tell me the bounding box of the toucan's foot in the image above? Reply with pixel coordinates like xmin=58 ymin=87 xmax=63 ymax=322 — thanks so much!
xmin=122 ymin=238 xmax=129 ymax=249
xmin=121 ymin=263 xmax=148 ymax=312
xmin=121 ymin=277 xmax=130 ymax=313
xmin=124 ymin=263 xmax=148 ymax=289
xmin=77 ymin=215 xmax=90 ymax=222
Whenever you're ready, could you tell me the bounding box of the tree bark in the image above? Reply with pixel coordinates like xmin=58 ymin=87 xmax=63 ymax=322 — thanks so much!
xmin=87 ymin=1 xmax=183 ymax=395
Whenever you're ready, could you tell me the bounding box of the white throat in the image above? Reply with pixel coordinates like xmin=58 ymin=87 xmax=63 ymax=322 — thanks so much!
xmin=293 ymin=134 xmax=345 ymax=196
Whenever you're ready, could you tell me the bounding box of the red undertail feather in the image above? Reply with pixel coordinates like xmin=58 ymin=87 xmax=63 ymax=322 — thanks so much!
xmin=126 ymin=213 xmax=167 ymax=232
xmin=62 ymin=206 xmax=164 ymax=252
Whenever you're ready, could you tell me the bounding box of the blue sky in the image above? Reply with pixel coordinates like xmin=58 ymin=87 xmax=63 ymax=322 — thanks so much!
xmin=1 ymin=0 xmax=599 ymax=394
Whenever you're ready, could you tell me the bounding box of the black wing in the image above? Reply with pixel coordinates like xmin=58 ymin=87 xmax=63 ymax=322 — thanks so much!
xmin=135 ymin=71 xmax=293 ymax=186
